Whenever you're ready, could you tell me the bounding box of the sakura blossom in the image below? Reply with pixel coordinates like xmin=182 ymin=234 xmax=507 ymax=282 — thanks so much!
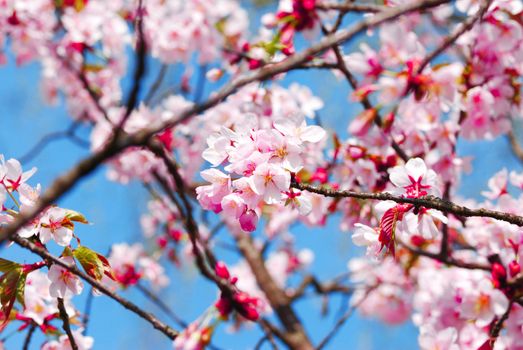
xmin=48 ymin=257 xmax=84 ymax=299
xmin=1 ymin=0 xmax=523 ymax=349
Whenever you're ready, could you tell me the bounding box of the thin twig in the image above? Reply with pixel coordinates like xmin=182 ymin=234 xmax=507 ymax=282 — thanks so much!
xmin=136 ymin=283 xmax=187 ymax=328
xmin=316 ymin=306 xmax=357 ymax=350
xmin=326 ymin=36 xmax=409 ymax=161
xmin=82 ymin=286 xmax=94 ymax=335
xmin=508 ymin=129 xmax=523 ymax=163
xmin=315 ymin=286 xmax=376 ymax=350
xmin=57 ymin=298 xmax=79 ymax=350
xmin=145 ymin=64 xmax=169 ymax=105
xmin=400 ymin=241 xmax=490 ymax=271
xmin=12 ymin=236 xmax=179 ymax=339
xmin=22 ymin=323 xmax=36 ymax=350
xmin=439 ymin=182 xmax=451 ymax=258
xmin=18 ymin=122 xmax=89 ymax=164
xmin=289 ymin=275 xmax=352 ymax=301
xmin=255 ymin=321 xmax=279 ymax=350
xmin=118 ymin=0 xmax=147 ymax=127
xmin=489 ymin=300 xmax=513 ymax=347
xmin=415 ymin=0 xmax=492 ymax=74
xmin=316 ymin=2 xmax=387 ymax=13
xmin=294 ymin=182 xmax=523 ymax=227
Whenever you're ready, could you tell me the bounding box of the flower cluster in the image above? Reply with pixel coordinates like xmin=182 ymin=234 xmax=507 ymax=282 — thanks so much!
xmin=349 ymin=163 xmax=523 ymax=348
xmin=107 ymin=242 xmax=169 ymax=290
xmin=197 ymin=112 xmax=325 ymax=232
xmin=0 ymin=154 xmax=106 ymax=347
xmin=352 ymin=158 xmax=446 ymax=256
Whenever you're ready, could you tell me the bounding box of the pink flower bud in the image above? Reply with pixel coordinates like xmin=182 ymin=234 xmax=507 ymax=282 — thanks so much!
xmin=215 ymin=296 xmax=232 ymax=317
xmin=509 ymin=260 xmax=521 ymax=277
xmin=215 ymin=261 xmax=230 ymax=280
xmin=169 ymin=229 xmax=183 ymax=242
xmin=310 ymin=167 xmax=328 ymax=184
xmin=156 ymin=236 xmax=168 ymax=249
xmin=410 ymin=235 xmax=425 ymax=247
xmin=239 ymin=210 xmax=258 ymax=232
xmin=240 ymin=304 xmax=259 ymax=321
xmin=491 ymin=262 xmax=506 ymax=288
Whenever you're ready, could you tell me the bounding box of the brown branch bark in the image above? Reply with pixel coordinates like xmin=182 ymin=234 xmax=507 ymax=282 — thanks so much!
xmin=57 ymin=297 xmax=79 ymax=350
xmin=489 ymin=300 xmax=514 ymax=347
xmin=289 ymin=275 xmax=352 ymax=301
xmin=316 ymin=2 xmax=387 ymax=13
xmin=236 ymin=234 xmax=314 ymax=350
xmin=400 ymin=241 xmax=490 ymax=271
xmin=294 ymin=182 xmax=523 ymax=227
xmin=22 ymin=322 xmax=36 ymax=350
xmin=508 ymin=129 xmax=523 ymax=163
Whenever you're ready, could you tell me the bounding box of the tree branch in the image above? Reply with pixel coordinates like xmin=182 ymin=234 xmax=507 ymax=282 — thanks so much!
xmin=57 ymin=297 xmax=78 ymax=350
xmin=236 ymin=234 xmax=314 ymax=350
xmin=508 ymin=129 xmax=523 ymax=163
xmin=488 ymin=300 xmax=513 ymax=347
xmin=22 ymin=322 xmax=36 ymax=350
xmin=289 ymin=274 xmax=352 ymax=301
xmin=316 ymin=2 xmax=387 ymax=13
xmin=400 ymin=241 xmax=490 ymax=271
xmin=294 ymin=182 xmax=523 ymax=227
xmin=136 ymin=283 xmax=187 ymax=328
xmin=12 ymin=235 xmax=179 ymax=340
xmin=18 ymin=122 xmax=89 ymax=165
xmin=415 ymin=0 xmax=492 ymax=75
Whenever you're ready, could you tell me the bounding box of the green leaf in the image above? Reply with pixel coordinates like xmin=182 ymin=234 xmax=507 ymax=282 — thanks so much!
xmin=0 ymin=267 xmax=27 ymax=325
xmin=214 ymin=18 xmax=226 ymax=35
xmin=74 ymin=246 xmax=115 ymax=281
xmin=15 ymin=273 xmax=27 ymax=308
xmin=65 ymin=210 xmax=89 ymax=224
xmin=0 ymin=259 xmax=18 ymax=273
xmin=62 ymin=246 xmax=74 ymax=258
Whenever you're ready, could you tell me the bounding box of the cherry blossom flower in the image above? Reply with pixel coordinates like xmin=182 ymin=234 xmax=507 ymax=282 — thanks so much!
xmin=351 ymin=223 xmax=381 ymax=257
xmin=459 ymin=278 xmax=509 ymax=327
xmin=418 ymin=326 xmax=460 ymax=350
xmin=249 ymin=163 xmax=291 ymax=204
xmin=48 ymin=257 xmax=84 ymax=298
xmin=481 ymin=168 xmax=509 ymax=200
xmin=388 ymin=158 xmax=439 ymax=198
xmin=42 ymin=328 xmax=93 ymax=350
xmin=0 ymin=156 xmax=36 ymax=191
xmin=22 ymin=270 xmax=56 ymax=325
xmin=39 ymin=207 xmax=74 ymax=246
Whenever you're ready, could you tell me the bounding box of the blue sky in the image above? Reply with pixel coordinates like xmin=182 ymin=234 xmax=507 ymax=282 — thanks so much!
xmin=1 ymin=2 xmax=522 ymax=349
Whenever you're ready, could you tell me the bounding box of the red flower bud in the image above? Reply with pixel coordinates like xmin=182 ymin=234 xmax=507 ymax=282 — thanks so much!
xmin=215 ymin=261 xmax=230 ymax=280
xmin=509 ymin=260 xmax=521 ymax=277
xmin=239 ymin=304 xmax=259 ymax=321
xmin=215 ymin=296 xmax=232 ymax=317
xmin=156 ymin=236 xmax=168 ymax=249
xmin=410 ymin=235 xmax=425 ymax=247
xmin=491 ymin=262 xmax=507 ymax=288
